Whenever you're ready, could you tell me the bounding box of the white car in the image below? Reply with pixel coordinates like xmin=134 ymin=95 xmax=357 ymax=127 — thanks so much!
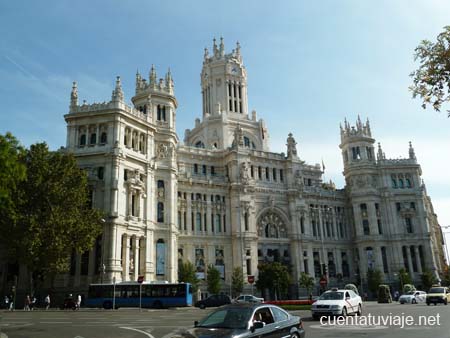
xmin=399 ymin=291 xmax=427 ymax=304
xmin=234 ymin=294 xmax=264 ymax=303
xmin=311 ymin=289 xmax=362 ymax=319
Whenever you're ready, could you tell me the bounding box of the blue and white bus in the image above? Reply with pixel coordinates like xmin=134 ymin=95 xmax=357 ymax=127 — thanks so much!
xmin=85 ymin=282 xmax=193 ymax=309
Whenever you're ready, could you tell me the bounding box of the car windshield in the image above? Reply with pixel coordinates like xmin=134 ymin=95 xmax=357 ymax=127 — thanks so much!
xmin=319 ymin=292 xmax=344 ymax=300
xmin=197 ymin=307 xmax=252 ymax=329
xmin=429 ymin=287 xmax=444 ymax=293
xmin=406 ymin=291 xmax=415 ymax=295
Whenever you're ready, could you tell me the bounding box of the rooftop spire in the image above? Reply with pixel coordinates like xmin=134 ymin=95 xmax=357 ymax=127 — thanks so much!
xmin=409 ymin=141 xmax=416 ymax=160
xmin=149 ymin=64 xmax=157 ymax=87
xmin=70 ymin=81 xmax=78 ymax=108
xmin=112 ymin=76 xmax=124 ymax=102
xmin=377 ymin=142 xmax=384 ymax=161
xmin=219 ymin=37 xmax=225 ymax=57
xmin=213 ymin=37 xmax=218 ymax=57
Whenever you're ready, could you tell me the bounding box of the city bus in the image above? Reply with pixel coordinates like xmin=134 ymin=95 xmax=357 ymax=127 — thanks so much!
xmin=85 ymin=282 xmax=193 ymax=309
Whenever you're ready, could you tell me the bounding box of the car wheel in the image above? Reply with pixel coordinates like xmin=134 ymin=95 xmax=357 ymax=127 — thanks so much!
xmin=199 ymin=303 xmax=206 ymax=309
xmin=103 ymin=301 xmax=112 ymax=310
xmin=426 ymin=302 xmax=430 ymax=306
xmin=444 ymin=299 xmax=448 ymax=306
xmin=341 ymin=307 xmax=347 ymax=317
xmin=434 ymin=303 xmax=437 ymax=306
xmin=357 ymin=304 xmax=362 ymax=316
xmin=290 ymin=333 xmax=299 ymax=338
xmin=412 ymin=299 xmax=417 ymax=304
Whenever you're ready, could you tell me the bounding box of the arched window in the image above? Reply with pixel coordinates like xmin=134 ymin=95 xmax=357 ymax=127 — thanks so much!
xmin=79 ymin=134 xmax=86 ymax=146
xmin=157 ymin=105 xmax=161 ymax=121
xmin=157 ymin=202 xmax=164 ymax=223
xmin=244 ymin=136 xmax=250 ymax=148
xmin=90 ymin=133 xmax=97 ymax=145
xmin=406 ymin=178 xmax=412 ymax=188
xmin=100 ymin=132 xmax=107 ymax=144
xmin=194 ymin=141 xmax=205 ymax=148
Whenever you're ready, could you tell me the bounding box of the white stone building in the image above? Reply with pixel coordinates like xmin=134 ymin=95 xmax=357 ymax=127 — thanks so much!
xmin=2 ymin=39 xmax=445 ymax=297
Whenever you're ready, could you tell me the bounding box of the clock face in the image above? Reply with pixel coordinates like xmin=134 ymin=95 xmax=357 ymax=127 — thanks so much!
xmin=231 ymin=67 xmax=237 ymax=74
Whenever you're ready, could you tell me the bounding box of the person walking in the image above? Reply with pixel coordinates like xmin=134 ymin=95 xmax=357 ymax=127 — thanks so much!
xmin=24 ymin=295 xmax=31 ymax=311
xmin=76 ymin=294 xmax=81 ymax=310
xmin=9 ymin=294 xmax=14 ymax=311
xmin=4 ymin=295 xmax=9 ymax=309
xmin=44 ymin=294 xmax=50 ymax=310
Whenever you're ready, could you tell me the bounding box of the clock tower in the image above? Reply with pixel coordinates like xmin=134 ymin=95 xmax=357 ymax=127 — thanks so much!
xmin=185 ymin=38 xmax=269 ymax=151
xmin=201 ymin=37 xmax=248 ymax=118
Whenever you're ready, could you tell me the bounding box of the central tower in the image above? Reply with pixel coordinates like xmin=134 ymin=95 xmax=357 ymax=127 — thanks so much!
xmin=184 ymin=38 xmax=270 ymax=151
xmin=201 ymin=37 xmax=248 ymax=118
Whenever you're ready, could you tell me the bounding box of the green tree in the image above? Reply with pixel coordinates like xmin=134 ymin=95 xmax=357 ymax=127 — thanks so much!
xmin=298 ymin=272 xmax=315 ymax=296
xmin=7 ymin=143 xmax=103 ymax=289
xmin=398 ymin=268 xmax=412 ymax=291
xmin=441 ymin=267 xmax=450 ymax=287
xmin=367 ymin=268 xmax=383 ymax=297
xmin=231 ymin=267 xmax=244 ymax=297
xmin=256 ymin=262 xmax=291 ymax=300
xmin=178 ymin=260 xmax=199 ymax=292
xmin=410 ymin=26 xmax=450 ymax=116
xmin=206 ymin=265 xmax=221 ymax=295
xmin=0 ymin=133 xmax=26 ymax=261
xmin=421 ymin=270 xmax=438 ymax=290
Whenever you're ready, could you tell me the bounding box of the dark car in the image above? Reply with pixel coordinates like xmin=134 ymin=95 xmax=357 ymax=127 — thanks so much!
xmin=61 ymin=295 xmax=77 ymax=310
xmin=174 ymin=303 xmax=305 ymax=338
xmin=195 ymin=294 xmax=231 ymax=309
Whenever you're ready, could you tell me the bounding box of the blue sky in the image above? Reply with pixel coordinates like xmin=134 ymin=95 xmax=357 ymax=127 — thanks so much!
xmin=1 ymin=0 xmax=449 ymax=259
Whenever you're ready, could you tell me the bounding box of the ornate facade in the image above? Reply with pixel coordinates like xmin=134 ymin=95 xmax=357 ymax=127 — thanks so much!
xmin=3 ymin=39 xmax=444 ymax=296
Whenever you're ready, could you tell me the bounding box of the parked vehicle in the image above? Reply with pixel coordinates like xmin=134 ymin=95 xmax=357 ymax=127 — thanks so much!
xmin=61 ymin=295 xmax=77 ymax=310
xmin=173 ymin=303 xmax=305 ymax=338
xmin=311 ymin=288 xmax=362 ymax=319
xmin=426 ymin=286 xmax=450 ymax=306
xmin=399 ymin=291 xmax=426 ymax=304
xmin=195 ymin=294 xmax=231 ymax=309
xmin=234 ymin=294 xmax=264 ymax=303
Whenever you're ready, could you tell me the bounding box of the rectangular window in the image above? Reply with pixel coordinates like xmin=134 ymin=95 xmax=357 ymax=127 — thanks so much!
xmin=202 ymin=165 xmax=206 ymax=175
xmin=363 ymin=219 xmax=370 ymax=235
xmin=211 ymin=166 xmax=215 ymax=175
xmin=405 ymin=218 xmax=413 ymax=233
xmin=360 ymin=203 xmax=368 ymax=217
xmin=410 ymin=202 xmax=416 ymax=210
xmin=244 ymin=213 xmax=249 ymax=231
xmin=223 ymin=214 xmax=226 ymax=233
xmin=272 ymin=168 xmax=277 ymax=181
xmin=377 ymin=219 xmax=383 ymax=234
xmin=258 ymin=166 xmax=262 ymax=179
xmin=246 ymin=258 xmax=251 ymax=276
xmin=265 ymin=167 xmax=269 ymax=180
xmin=381 ymin=247 xmax=389 ymax=273
xmin=396 ymin=202 xmax=401 ymax=212
xmin=215 ymin=214 xmax=221 ymax=232
xmin=196 ymin=212 xmax=202 ymax=231
xmin=280 ymin=169 xmax=284 ymax=182
xmin=194 ymin=164 xmax=198 ymax=174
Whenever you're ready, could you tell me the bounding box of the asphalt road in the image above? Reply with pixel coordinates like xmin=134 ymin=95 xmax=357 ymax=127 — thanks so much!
xmin=1 ymin=302 xmax=450 ymax=338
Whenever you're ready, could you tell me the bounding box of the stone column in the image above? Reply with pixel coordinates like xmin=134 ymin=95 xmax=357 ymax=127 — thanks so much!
xmin=406 ymin=246 xmax=414 ymax=276
xmin=187 ymin=200 xmax=192 ymax=234
xmin=122 ymin=234 xmax=130 ymax=281
xmin=206 ymin=200 xmax=212 ymax=234
xmin=307 ymin=246 xmax=315 ymax=280
xmin=414 ymin=246 xmax=422 ymax=274
xmin=133 ymin=236 xmax=139 ymax=281
xmin=145 ymin=230 xmax=154 ymax=281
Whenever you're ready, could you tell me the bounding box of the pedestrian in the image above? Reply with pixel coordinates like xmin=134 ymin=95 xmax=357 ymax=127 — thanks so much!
xmin=24 ymin=295 xmax=31 ymax=311
xmin=4 ymin=295 xmax=9 ymax=309
xmin=9 ymin=294 xmax=14 ymax=311
xmin=30 ymin=295 xmax=37 ymax=310
xmin=76 ymin=294 xmax=81 ymax=310
xmin=44 ymin=294 xmax=50 ymax=310
xmin=394 ymin=290 xmax=400 ymax=301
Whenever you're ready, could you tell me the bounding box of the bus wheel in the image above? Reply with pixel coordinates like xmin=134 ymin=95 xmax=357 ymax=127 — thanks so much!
xmin=103 ymin=301 xmax=113 ymax=309
xmin=153 ymin=300 xmax=163 ymax=309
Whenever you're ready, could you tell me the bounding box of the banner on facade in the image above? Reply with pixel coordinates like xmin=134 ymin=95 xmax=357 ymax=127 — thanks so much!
xmin=156 ymin=242 xmax=165 ymax=275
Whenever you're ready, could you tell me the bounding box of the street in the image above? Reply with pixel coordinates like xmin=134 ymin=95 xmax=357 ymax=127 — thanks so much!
xmin=1 ymin=302 xmax=450 ymax=338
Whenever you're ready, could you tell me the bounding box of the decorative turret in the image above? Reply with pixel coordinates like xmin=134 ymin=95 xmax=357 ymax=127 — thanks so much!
xmin=340 ymin=115 xmax=372 ymax=142
xmin=112 ymin=76 xmax=124 ymax=102
xmin=149 ymin=65 xmax=157 ymax=88
xmin=70 ymin=81 xmax=78 ymax=108
xmin=409 ymin=141 xmax=416 ymax=160
xmin=286 ymin=133 xmax=298 ymax=159
xmin=377 ymin=142 xmax=385 ymax=161
xmin=219 ymin=37 xmax=225 ymax=57
xmin=165 ymin=68 xmax=174 ymax=93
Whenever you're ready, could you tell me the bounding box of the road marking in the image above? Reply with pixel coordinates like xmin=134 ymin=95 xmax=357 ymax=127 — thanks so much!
xmin=39 ymin=321 xmax=73 ymax=324
xmin=120 ymin=327 xmax=155 ymax=338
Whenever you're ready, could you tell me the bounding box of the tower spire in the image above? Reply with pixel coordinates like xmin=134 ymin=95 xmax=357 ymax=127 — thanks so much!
xmin=70 ymin=81 xmax=78 ymax=108
xmin=149 ymin=64 xmax=157 ymax=87
xmin=213 ymin=37 xmax=218 ymax=57
xmin=377 ymin=142 xmax=384 ymax=161
xmin=219 ymin=37 xmax=225 ymax=57
xmin=112 ymin=76 xmax=124 ymax=102
xmin=409 ymin=141 xmax=416 ymax=160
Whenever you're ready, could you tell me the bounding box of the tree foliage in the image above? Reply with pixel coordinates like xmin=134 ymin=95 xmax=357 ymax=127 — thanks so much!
xmin=178 ymin=260 xmax=199 ymax=292
xmin=441 ymin=266 xmax=450 ymax=287
xmin=420 ymin=270 xmax=438 ymax=290
xmin=367 ymin=268 xmax=383 ymax=295
xmin=206 ymin=265 xmax=221 ymax=295
xmin=298 ymin=272 xmax=315 ymax=295
xmin=398 ymin=268 xmax=412 ymax=289
xmin=231 ymin=267 xmax=244 ymax=297
xmin=1 ymin=140 xmax=103 ymax=280
xmin=410 ymin=26 xmax=450 ymax=116
xmin=256 ymin=262 xmax=291 ymax=300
